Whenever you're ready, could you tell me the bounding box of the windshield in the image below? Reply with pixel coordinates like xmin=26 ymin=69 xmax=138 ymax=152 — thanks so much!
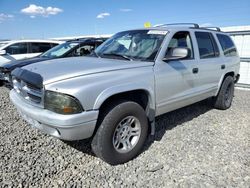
xmin=94 ymin=30 xmax=167 ymax=61
xmin=41 ymin=42 xmax=79 ymax=58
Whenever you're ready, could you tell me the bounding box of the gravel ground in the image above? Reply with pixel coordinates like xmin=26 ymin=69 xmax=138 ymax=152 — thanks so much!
xmin=0 ymin=87 xmax=249 ymax=187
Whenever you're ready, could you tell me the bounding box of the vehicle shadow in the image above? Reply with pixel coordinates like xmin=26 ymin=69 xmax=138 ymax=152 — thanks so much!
xmin=143 ymin=98 xmax=214 ymax=151
xmin=64 ymin=98 xmax=214 ymax=157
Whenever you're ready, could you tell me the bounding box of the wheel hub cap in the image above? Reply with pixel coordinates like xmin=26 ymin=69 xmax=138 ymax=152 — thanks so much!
xmin=112 ymin=116 xmax=141 ymax=153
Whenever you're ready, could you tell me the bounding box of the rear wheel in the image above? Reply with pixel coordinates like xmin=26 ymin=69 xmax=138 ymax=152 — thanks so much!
xmin=0 ymin=80 xmax=4 ymax=87
xmin=91 ymin=101 xmax=148 ymax=165
xmin=214 ymin=76 xmax=234 ymax=110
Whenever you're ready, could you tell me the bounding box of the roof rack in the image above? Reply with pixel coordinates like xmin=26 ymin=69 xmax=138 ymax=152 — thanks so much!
xmin=201 ymin=27 xmax=221 ymax=31
xmin=154 ymin=23 xmax=199 ymax=28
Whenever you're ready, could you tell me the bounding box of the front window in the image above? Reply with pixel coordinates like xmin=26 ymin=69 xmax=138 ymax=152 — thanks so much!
xmin=41 ymin=42 xmax=80 ymax=58
xmin=166 ymin=31 xmax=194 ymax=59
xmin=94 ymin=30 xmax=167 ymax=61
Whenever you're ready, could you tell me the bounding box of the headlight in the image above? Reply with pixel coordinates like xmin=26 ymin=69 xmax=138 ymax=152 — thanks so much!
xmin=44 ymin=91 xmax=83 ymax=115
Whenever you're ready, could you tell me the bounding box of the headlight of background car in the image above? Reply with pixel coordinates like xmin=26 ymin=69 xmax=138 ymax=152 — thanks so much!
xmin=44 ymin=91 xmax=83 ymax=114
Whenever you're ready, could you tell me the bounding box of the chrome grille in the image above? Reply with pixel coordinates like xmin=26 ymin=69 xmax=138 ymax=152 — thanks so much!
xmin=12 ymin=78 xmax=43 ymax=106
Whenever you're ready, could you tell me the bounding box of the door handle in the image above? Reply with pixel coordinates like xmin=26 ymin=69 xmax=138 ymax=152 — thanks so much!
xmin=221 ymin=65 xmax=225 ymax=69
xmin=192 ymin=68 xmax=199 ymax=74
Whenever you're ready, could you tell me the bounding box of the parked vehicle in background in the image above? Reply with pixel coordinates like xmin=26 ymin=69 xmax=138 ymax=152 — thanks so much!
xmin=0 ymin=38 xmax=107 ymax=87
xmin=10 ymin=24 xmax=240 ymax=165
xmin=0 ymin=40 xmax=62 ymax=66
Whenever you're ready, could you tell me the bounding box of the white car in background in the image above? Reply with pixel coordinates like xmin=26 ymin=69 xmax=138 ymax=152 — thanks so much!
xmin=0 ymin=40 xmax=62 ymax=66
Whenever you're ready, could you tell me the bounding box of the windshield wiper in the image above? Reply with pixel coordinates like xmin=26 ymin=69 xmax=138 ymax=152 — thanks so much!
xmin=102 ymin=53 xmax=133 ymax=61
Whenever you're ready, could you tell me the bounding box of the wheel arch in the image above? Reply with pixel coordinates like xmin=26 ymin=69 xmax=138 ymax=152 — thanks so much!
xmin=94 ymin=87 xmax=155 ymax=120
xmin=216 ymin=71 xmax=235 ymax=96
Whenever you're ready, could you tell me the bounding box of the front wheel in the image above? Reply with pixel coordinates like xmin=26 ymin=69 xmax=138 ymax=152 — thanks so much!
xmin=213 ymin=76 xmax=235 ymax=110
xmin=91 ymin=101 xmax=148 ymax=165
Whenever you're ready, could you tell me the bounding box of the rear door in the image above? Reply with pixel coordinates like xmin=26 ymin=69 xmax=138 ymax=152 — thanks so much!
xmin=193 ymin=31 xmax=223 ymax=96
xmin=154 ymin=31 xmax=199 ymax=115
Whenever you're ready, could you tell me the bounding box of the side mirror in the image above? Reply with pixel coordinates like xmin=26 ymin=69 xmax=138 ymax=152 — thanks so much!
xmin=0 ymin=50 xmax=6 ymax=55
xmin=163 ymin=47 xmax=189 ymax=61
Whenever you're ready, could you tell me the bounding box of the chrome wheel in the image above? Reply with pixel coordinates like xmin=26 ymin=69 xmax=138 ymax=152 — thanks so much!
xmin=112 ymin=116 xmax=141 ymax=153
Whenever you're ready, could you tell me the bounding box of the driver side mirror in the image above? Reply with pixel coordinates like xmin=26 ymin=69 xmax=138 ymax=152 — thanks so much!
xmin=0 ymin=50 xmax=6 ymax=55
xmin=163 ymin=47 xmax=189 ymax=61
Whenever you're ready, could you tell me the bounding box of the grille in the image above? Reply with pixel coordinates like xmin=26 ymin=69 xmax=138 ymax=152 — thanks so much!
xmin=12 ymin=78 xmax=43 ymax=106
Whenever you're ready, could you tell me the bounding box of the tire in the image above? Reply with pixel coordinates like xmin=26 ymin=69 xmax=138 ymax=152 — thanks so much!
xmin=91 ymin=101 xmax=148 ymax=165
xmin=0 ymin=80 xmax=4 ymax=87
xmin=214 ymin=76 xmax=234 ymax=110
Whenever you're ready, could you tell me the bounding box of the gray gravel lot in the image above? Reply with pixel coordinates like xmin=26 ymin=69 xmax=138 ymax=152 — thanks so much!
xmin=0 ymin=87 xmax=249 ymax=187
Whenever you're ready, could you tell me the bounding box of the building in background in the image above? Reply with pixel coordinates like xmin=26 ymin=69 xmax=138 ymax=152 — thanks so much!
xmin=222 ymin=26 xmax=250 ymax=87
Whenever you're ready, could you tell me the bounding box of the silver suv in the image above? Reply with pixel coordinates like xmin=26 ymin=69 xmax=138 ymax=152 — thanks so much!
xmin=10 ymin=23 xmax=240 ymax=165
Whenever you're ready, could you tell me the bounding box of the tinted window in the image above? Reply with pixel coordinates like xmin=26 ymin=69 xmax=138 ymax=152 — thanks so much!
xmin=30 ymin=43 xmax=53 ymax=53
xmin=167 ymin=31 xmax=194 ymax=59
xmin=210 ymin=34 xmax=220 ymax=56
xmin=195 ymin=32 xmax=219 ymax=59
xmin=216 ymin=34 xmax=237 ymax=56
xmin=5 ymin=43 xmax=28 ymax=55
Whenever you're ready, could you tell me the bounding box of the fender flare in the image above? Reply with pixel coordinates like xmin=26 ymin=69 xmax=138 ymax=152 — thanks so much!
xmin=93 ymin=83 xmax=155 ymax=119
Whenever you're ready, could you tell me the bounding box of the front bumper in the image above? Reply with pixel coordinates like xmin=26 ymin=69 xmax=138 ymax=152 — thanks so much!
xmin=10 ymin=90 xmax=99 ymax=141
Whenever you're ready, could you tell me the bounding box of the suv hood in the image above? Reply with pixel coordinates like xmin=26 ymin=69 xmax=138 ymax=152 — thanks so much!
xmin=23 ymin=56 xmax=153 ymax=85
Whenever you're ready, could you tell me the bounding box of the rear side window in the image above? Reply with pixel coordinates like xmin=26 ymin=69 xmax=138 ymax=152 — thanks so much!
xmin=216 ymin=34 xmax=237 ymax=57
xmin=5 ymin=43 xmax=28 ymax=55
xmin=195 ymin=32 xmax=219 ymax=59
xmin=30 ymin=43 xmax=54 ymax=53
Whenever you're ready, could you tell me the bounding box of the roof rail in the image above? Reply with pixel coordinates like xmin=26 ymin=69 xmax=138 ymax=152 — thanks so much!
xmin=202 ymin=27 xmax=221 ymax=31
xmin=154 ymin=23 xmax=199 ymax=28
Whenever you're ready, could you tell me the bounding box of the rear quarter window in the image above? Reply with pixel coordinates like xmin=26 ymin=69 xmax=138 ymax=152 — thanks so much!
xmin=216 ymin=34 xmax=237 ymax=57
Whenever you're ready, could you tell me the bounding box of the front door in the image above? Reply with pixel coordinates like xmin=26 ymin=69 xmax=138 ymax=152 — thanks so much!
xmin=154 ymin=31 xmax=199 ymax=116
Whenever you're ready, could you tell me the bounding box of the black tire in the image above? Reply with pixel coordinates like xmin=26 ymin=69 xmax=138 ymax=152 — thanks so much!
xmin=0 ymin=80 xmax=4 ymax=87
xmin=91 ymin=101 xmax=148 ymax=165
xmin=213 ymin=76 xmax=234 ymax=110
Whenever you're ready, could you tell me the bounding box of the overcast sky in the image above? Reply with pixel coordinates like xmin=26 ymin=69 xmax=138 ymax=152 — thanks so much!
xmin=0 ymin=0 xmax=250 ymax=39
